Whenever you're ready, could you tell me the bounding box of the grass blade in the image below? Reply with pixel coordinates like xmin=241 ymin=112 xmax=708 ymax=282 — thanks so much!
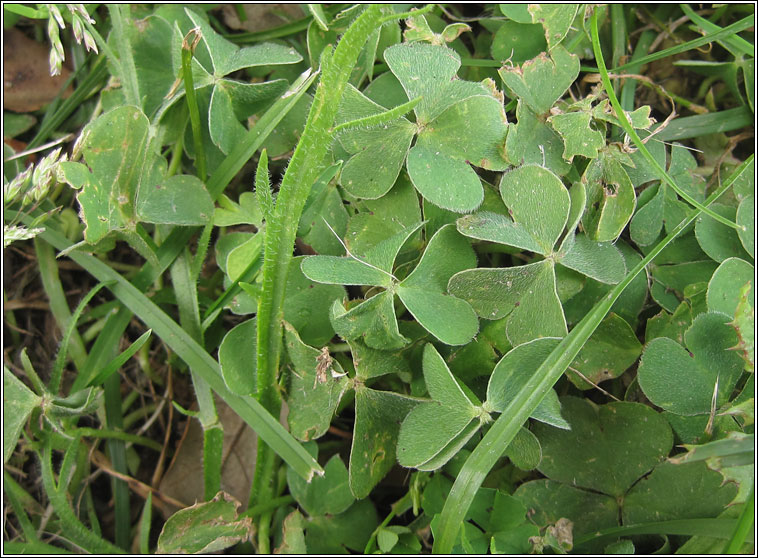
xmin=679 ymin=4 xmax=754 ymax=57
xmin=432 ymin=154 xmax=754 ymax=553
xmin=50 ymin=282 xmax=109 ymax=393
xmin=574 ymin=518 xmax=753 ymax=549
xmin=651 ymin=106 xmax=754 ymax=141
xmin=29 ymin=226 xmax=323 ymax=482
xmin=609 ymin=14 xmax=755 ymax=73
xmin=724 ymin=482 xmax=755 ymax=553
xmin=86 ymin=329 xmax=152 ymax=387
xmin=591 ymin=10 xmax=741 ymax=231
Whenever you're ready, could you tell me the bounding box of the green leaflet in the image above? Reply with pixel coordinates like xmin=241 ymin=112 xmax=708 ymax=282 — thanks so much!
xmin=218 ymin=318 xmax=257 ymax=396
xmin=135 ymin=174 xmax=214 ymax=226
xmin=533 ymin=397 xmax=674 ymax=498
xmin=450 ymin=164 xmax=625 ymax=346
xmin=284 ymin=323 xmax=350 ymax=442
xmin=498 ymin=45 xmax=580 ymax=115
xmin=566 ymin=313 xmax=642 ymax=390
xmin=3 ymin=367 xmax=42 ymax=463
xmin=736 ymin=195 xmax=754 ymax=257
xmin=287 ymin=450 xmax=355 ymax=517
xmin=335 ymin=85 xmax=415 ymax=199
xmin=527 ymin=4 xmax=581 ymax=50
xmin=396 ymin=344 xmax=485 ymax=470
xmin=504 ymin=100 xmax=571 ymax=176
xmin=156 ymin=492 xmax=253 ymax=554
xmin=638 ymin=312 xmax=746 ymax=415
xmin=485 ymin=338 xmax=569 ymax=429
xmin=622 ymin=461 xmax=737 ymax=524
xmin=706 ymin=257 xmax=754 ymax=317
xmin=304 ymin=224 xmax=478 ymax=347
xmin=60 ymin=105 xmax=214 ymax=243
xmin=547 ymin=111 xmax=605 ymax=162
xmin=350 ymin=386 xmax=419 ymax=498
xmin=581 ymin=151 xmax=637 ymax=243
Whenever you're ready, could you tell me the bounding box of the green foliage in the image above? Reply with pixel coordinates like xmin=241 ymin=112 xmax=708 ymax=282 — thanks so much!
xmin=4 ymin=4 xmax=754 ymax=555
xmin=156 ymin=492 xmax=254 ymax=553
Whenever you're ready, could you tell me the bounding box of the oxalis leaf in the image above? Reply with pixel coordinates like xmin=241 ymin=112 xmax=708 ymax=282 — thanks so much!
xmin=498 ymin=45 xmax=580 ymax=115
xmin=156 ymin=492 xmax=254 ymax=554
xmin=341 ymin=42 xmax=509 ymax=213
xmin=638 ymin=311 xmax=746 ymax=416
xmin=60 ymin=105 xmax=214 ymax=243
xmin=485 ymin=338 xmax=569 ymax=429
xmin=581 ymin=150 xmax=637 ymax=243
xmin=397 ymin=344 xmax=489 ymax=470
xmin=450 ymin=164 xmax=625 ymax=346
xmin=303 ymin=223 xmax=479 ymax=348
xmin=182 ymin=10 xmax=302 ymax=155
xmin=283 ymin=325 xmax=419 ymax=497
xmin=284 ymin=323 xmax=350 ymax=442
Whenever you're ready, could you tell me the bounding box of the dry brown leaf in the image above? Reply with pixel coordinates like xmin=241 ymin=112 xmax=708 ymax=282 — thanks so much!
xmin=3 ymin=28 xmax=73 ymax=113
xmin=158 ymin=396 xmax=258 ymax=518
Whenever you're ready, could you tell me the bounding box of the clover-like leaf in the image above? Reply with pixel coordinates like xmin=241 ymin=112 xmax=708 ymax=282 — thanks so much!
xmin=284 ymin=323 xmax=350 ymax=442
xmin=451 ymin=164 xmax=624 ymax=345
xmin=156 ymin=492 xmax=253 ymax=554
xmin=303 ymin=223 xmax=477 ymax=348
xmin=491 ymin=20 xmax=546 ymax=64
xmin=336 ymin=85 xmax=415 ymax=199
xmin=397 ymin=344 xmax=485 ymax=470
xmin=330 ymin=292 xmax=408 ymax=350
xmin=581 ymin=152 xmax=637 ymax=242
xmin=706 ymin=257 xmax=754 ymax=318
xmin=504 ymin=101 xmax=571 ymax=175
xmin=499 ymin=165 xmax=570 ymax=253
xmin=731 ymin=283 xmax=755 ymax=372
xmin=135 ymin=174 xmax=214 ymax=226
xmin=283 ymin=257 xmax=346 ymax=347
xmin=622 ymin=461 xmax=737 ymax=525
xmin=638 ymin=312 xmax=746 ymax=416
xmin=548 ymin=111 xmax=605 ymax=162
xmin=630 ymin=144 xmax=707 ymax=247
xmin=486 ymin=338 xmax=569 ymax=429
xmin=350 ymin=386 xmax=419 ymax=498
xmin=218 ymin=318 xmax=257 ymax=396
xmin=340 ymin=42 xmax=510 ymax=213
xmin=214 ymin=192 xmax=263 ymax=227
xmin=558 ymin=233 xmax=627 ymax=284
xmin=451 ymin=258 xmax=566 ymax=347
xmin=566 ymin=313 xmax=641 ymax=390
xmin=498 ymin=45 xmax=580 ymax=115
xmin=695 ymin=203 xmax=750 ymax=262
xmin=515 ymin=480 xmax=619 ymax=538
xmin=60 ymin=106 xmax=156 ymax=243
xmin=345 ymin=173 xmax=422 ymax=256
xmin=736 ymin=194 xmax=754 ymax=257
xmin=384 ymin=42 xmax=469 ymax=122
xmin=179 ymin=10 xmax=302 ymax=154
xmin=532 ymin=397 xmax=674 ymax=497
xmin=287 ymin=444 xmax=354 ymax=517
xmin=527 ymin=4 xmax=580 ymax=50
xmin=396 ymin=224 xmax=479 ymax=345
xmin=4 ymin=367 xmax=42 ymax=463
xmin=406 ymin=142 xmax=487 ymax=212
